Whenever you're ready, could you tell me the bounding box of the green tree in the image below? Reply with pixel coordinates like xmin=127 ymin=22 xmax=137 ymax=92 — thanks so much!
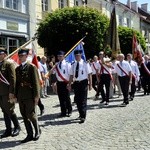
xmin=37 ymin=7 xmax=109 ymax=57
xmin=118 ymin=26 xmax=146 ymax=55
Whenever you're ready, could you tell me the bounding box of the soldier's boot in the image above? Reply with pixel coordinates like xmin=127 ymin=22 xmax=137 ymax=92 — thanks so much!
xmin=31 ymin=119 xmax=41 ymax=141
xmin=11 ymin=113 xmax=21 ymax=137
xmin=21 ymin=119 xmax=33 ymax=143
xmin=0 ymin=113 xmax=12 ymax=138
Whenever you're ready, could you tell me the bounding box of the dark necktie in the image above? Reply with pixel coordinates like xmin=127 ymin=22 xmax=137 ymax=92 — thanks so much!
xmin=75 ymin=62 xmax=79 ymax=78
xmin=59 ymin=62 xmax=62 ymax=69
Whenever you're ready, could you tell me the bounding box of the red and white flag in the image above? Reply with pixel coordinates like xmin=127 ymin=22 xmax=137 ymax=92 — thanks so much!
xmin=10 ymin=42 xmax=39 ymax=68
xmin=132 ymin=34 xmax=143 ymax=64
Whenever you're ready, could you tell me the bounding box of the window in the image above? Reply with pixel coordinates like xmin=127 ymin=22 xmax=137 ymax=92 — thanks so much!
xmin=5 ymin=0 xmax=20 ymax=11
xmin=42 ymin=0 xmax=48 ymax=11
xmin=13 ymin=0 xmax=18 ymax=10
xmin=6 ymin=0 xmax=12 ymax=8
xmin=0 ymin=37 xmax=6 ymax=48
xmin=58 ymin=0 xmax=64 ymax=8
xmin=126 ymin=18 xmax=130 ymax=27
xmin=119 ymin=15 xmax=123 ymax=26
xmin=74 ymin=0 xmax=79 ymax=6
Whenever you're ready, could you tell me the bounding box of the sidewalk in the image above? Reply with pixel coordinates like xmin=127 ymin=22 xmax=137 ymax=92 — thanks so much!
xmin=0 ymin=90 xmax=150 ymax=150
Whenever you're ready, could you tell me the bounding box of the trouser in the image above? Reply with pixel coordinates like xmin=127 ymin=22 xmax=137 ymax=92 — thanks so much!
xmin=74 ymin=79 xmax=88 ymax=119
xmin=92 ymin=74 xmax=97 ymax=92
xmin=141 ymin=76 xmax=150 ymax=94
xmin=98 ymin=74 xmax=111 ymax=102
xmin=38 ymin=98 xmax=44 ymax=111
xmin=42 ymin=78 xmax=49 ymax=96
xmin=57 ymin=81 xmax=72 ymax=115
xmin=129 ymin=77 xmax=136 ymax=98
xmin=19 ymin=99 xmax=40 ymax=137
xmin=0 ymin=95 xmax=20 ymax=132
xmin=118 ymin=76 xmax=130 ymax=104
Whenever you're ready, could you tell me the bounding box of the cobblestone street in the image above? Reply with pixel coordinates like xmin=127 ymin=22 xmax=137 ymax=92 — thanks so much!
xmin=0 ymin=90 xmax=150 ymax=150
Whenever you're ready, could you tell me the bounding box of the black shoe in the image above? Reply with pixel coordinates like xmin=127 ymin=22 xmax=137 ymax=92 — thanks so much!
xmin=120 ymin=102 xmax=127 ymax=107
xmin=100 ymin=100 xmax=105 ymax=104
xmin=11 ymin=127 xmax=21 ymax=137
xmin=75 ymin=116 xmax=81 ymax=120
xmin=67 ymin=112 xmax=72 ymax=117
xmin=21 ymin=136 xmax=33 ymax=143
xmin=33 ymin=128 xmax=41 ymax=141
xmin=79 ymin=118 xmax=85 ymax=124
xmin=40 ymin=109 xmax=45 ymax=116
xmin=0 ymin=130 xmax=11 ymax=139
xmin=105 ymin=102 xmax=109 ymax=106
xmin=58 ymin=114 xmax=66 ymax=117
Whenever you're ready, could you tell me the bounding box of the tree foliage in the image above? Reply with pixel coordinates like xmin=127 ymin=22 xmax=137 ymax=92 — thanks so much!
xmin=37 ymin=7 xmax=109 ymax=57
xmin=118 ymin=26 xmax=146 ymax=55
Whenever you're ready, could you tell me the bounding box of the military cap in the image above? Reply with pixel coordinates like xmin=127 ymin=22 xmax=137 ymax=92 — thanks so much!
xmin=57 ymin=51 xmax=65 ymax=56
xmin=0 ymin=47 xmax=7 ymax=54
xmin=74 ymin=50 xmax=82 ymax=55
xmin=18 ymin=48 xmax=29 ymax=55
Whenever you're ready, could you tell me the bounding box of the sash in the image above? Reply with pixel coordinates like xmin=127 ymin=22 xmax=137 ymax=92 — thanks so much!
xmin=0 ymin=71 xmax=10 ymax=85
xmin=55 ymin=65 xmax=68 ymax=83
xmin=92 ymin=62 xmax=97 ymax=71
xmin=99 ymin=62 xmax=113 ymax=80
xmin=117 ymin=63 xmax=129 ymax=77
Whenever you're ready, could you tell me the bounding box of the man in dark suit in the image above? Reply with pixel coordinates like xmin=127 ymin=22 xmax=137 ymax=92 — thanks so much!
xmin=15 ymin=48 xmax=41 ymax=143
xmin=140 ymin=55 xmax=150 ymax=95
xmin=0 ymin=47 xmax=20 ymax=138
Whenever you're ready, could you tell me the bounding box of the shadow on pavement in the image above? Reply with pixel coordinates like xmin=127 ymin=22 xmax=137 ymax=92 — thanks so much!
xmin=0 ymin=140 xmax=21 ymax=149
xmin=43 ymin=118 xmax=79 ymax=127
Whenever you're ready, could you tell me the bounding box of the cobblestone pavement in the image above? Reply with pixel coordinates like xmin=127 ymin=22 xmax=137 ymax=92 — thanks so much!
xmin=0 ymin=90 xmax=150 ymax=150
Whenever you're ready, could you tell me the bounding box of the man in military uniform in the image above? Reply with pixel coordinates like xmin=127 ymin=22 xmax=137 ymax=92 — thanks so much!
xmin=15 ymin=48 xmax=41 ymax=143
xmin=68 ymin=50 xmax=92 ymax=123
xmin=0 ymin=47 xmax=20 ymax=138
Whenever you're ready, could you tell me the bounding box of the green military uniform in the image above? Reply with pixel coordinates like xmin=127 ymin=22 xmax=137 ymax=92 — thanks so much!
xmin=0 ymin=53 xmax=20 ymax=138
xmin=16 ymin=59 xmax=41 ymax=142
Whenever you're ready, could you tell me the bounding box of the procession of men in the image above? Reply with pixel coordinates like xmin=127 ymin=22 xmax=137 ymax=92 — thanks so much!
xmin=0 ymin=45 xmax=150 ymax=144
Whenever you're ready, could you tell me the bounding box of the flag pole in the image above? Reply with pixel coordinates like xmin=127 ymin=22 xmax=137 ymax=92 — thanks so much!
xmin=5 ymin=36 xmax=36 ymax=59
xmin=64 ymin=34 xmax=87 ymax=57
xmin=45 ymin=34 xmax=87 ymax=78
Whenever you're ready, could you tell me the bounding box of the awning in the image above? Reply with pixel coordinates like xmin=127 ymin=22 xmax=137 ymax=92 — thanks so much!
xmin=0 ymin=31 xmax=29 ymax=38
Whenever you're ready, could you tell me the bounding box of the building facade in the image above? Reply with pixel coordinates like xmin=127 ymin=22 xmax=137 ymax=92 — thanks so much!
xmin=1 ymin=0 xmax=149 ymax=55
xmin=0 ymin=0 xmax=29 ymax=54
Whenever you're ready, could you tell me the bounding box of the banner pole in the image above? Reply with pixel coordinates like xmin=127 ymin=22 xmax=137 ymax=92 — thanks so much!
xmin=5 ymin=37 xmax=36 ymax=59
xmin=64 ymin=35 xmax=86 ymax=57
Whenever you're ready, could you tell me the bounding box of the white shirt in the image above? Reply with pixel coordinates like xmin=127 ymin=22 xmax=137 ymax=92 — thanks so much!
xmin=115 ymin=60 xmax=132 ymax=76
xmin=128 ymin=60 xmax=140 ymax=81
xmin=55 ymin=59 xmax=71 ymax=82
xmin=38 ymin=62 xmax=44 ymax=73
xmin=40 ymin=62 xmax=48 ymax=75
xmin=70 ymin=59 xmax=92 ymax=81
xmin=97 ymin=60 xmax=112 ymax=75
xmin=112 ymin=60 xmax=119 ymax=74
xmin=91 ymin=61 xmax=99 ymax=75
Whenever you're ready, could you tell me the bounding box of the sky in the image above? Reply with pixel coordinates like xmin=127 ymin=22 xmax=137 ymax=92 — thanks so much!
xmin=119 ymin=0 xmax=150 ymax=11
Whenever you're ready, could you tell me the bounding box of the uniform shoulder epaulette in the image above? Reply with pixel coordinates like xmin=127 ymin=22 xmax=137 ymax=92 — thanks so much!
xmin=71 ymin=61 xmax=75 ymax=65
